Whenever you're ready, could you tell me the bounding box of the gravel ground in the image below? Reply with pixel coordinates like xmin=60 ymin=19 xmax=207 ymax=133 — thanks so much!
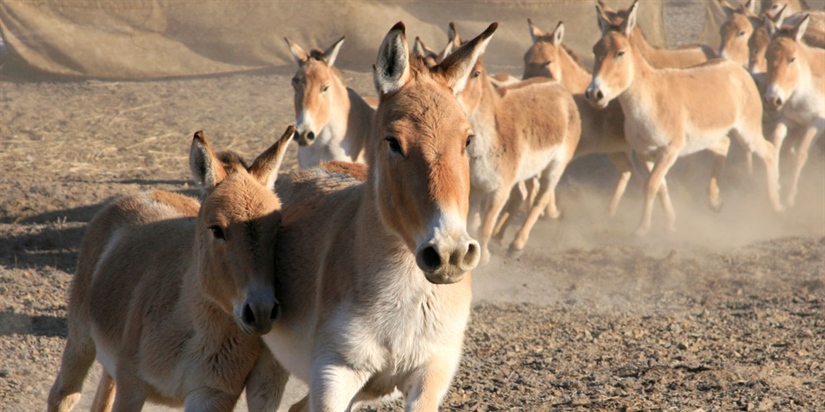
xmin=2 ymin=1 xmax=824 ymax=411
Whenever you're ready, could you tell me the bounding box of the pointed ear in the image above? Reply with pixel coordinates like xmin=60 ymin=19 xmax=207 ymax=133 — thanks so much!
xmin=765 ymin=16 xmax=779 ymax=37
xmin=284 ymin=37 xmax=309 ymax=66
xmin=597 ymin=0 xmax=615 ymax=13
xmin=791 ymin=14 xmax=810 ymax=43
xmin=448 ymin=22 xmax=462 ymax=49
xmin=433 ymin=22 xmax=497 ymax=95
xmin=249 ymin=125 xmax=295 ymax=190
xmin=742 ymin=0 xmax=759 ymax=19
xmin=719 ymin=0 xmax=737 ymax=19
xmin=413 ymin=36 xmax=437 ymax=61
xmin=190 ymin=131 xmax=227 ymax=191
xmin=438 ymin=37 xmax=456 ymax=62
xmin=374 ymin=22 xmax=412 ymax=96
xmin=770 ymin=3 xmax=788 ymax=27
xmin=620 ymin=1 xmax=638 ymax=36
xmin=551 ymin=21 xmax=565 ymax=46
xmin=527 ymin=18 xmax=544 ymax=44
xmin=321 ymin=36 xmax=345 ymax=67
xmin=596 ymin=4 xmax=613 ymax=34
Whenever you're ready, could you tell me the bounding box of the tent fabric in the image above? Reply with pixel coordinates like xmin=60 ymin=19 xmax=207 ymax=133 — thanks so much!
xmin=0 ymin=0 xmax=670 ymax=79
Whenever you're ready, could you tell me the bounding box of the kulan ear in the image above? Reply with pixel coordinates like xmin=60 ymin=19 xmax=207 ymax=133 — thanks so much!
xmin=790 ymin=14 xmax=810 ymax=43
xmin=321 ymin=36 xmax=346 ymax=67
xmin=190 ymin=131 xmax=228 ymax=191
xmin=765 ymin=17 xmax=779 ymax=37
xmin=596 ymin=4 xmax=613 ymax=34
xmin=527 ymin=18 xmax=544 ymax=44
xmin=551 ymin=21 xmax=565 ymax=46
xmin=620 ymin=0 xmax=639 ymax=36
xmin=413 ymin=36 xmax=438 ymax=62
xmin=448 ymin=22 xmax=462 ymax=49
xmin=433 ymin=22 xmax=498 ymax=95
xmin=719 ymin=0 xmax=737 ymax=20
xmin=770 ymin=3 xmax=788 ymax=27
xmin=744 ymin=0 xmax=757 ymax=15
xmin=374 ymin=22 xmax=412 ymax=96
xmin=249 ymin=125 xmax=295 ymax=190
xmin=284 ymin=37 xmax=309 ymax=66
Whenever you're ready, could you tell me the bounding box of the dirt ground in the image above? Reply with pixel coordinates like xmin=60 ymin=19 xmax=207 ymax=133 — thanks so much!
xmin=1 ymin=0 xmax=824 ymax=411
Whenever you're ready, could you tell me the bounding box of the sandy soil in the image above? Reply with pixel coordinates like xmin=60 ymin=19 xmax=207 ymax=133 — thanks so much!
xmin=1 ymin=0 xmax=824 ymax=411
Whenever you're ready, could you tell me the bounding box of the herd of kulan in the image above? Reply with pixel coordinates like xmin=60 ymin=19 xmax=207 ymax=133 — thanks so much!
xmin=45 ymin=0 xmax=823 ymax=411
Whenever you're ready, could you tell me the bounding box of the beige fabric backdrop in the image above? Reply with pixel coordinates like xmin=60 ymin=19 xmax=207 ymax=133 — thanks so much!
xmin=0 ymin=0 xmax=670 ymax=79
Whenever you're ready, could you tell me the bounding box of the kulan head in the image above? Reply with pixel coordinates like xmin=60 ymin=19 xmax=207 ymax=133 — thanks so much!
xmin=285 ymin=36 xmax=346 ymax=147
xmin=523 ymin=19 xmax=567 ymax=81
xmin=189 ymin=126 xmax=293 ymax=335
xmin=585 ymin=0 xmax=640 ymax=109
xmin=718 ymin=0 xmax=759 ymax=67
xmin=763 ymin=14 xmax=811 ymax=110
xmin=370 ymin=22 xmax=497 ymax=284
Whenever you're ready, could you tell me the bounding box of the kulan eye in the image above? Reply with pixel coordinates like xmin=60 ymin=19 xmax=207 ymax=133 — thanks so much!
xmin=385 ymin=136 xmax=403 ymax=157
xmin=738 ymin=30 xmax=746 ymax=37
xmin=789 ymin=57 xmax=796 ymax=63
xmin=321 ymin=84 xmax=330 ymax=93
xmin=617 ymin=50 xmax=626 ymax=57
xmin=472 ymin=71 xmax=481 ymax=79
xmin=466 ymin=134 xmax=474 ymax=148
xmin=209 ymin=225 xmax=226 ymax=241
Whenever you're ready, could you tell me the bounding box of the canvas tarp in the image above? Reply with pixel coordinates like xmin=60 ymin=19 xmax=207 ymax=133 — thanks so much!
xmin=0 ymin=0 xmax=672 ymax=79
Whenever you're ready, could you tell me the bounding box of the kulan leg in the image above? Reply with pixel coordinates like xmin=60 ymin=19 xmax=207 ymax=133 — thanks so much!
xmin=245 ymin=348 xmax=290 ymax=412
xmin=605 ymin=151 xmax=638 ymax=217
xmin=404 ymin=344 xmax=464 ymax=412
xmin=47 ymin=320 xmax=97 ymax=412
xmin=785 ymin=120 xmax=824 ymax=207
xmin=639 ymin=153 xmax=676 ymax=232
xmin=636 ymin=146 xmax=681 ymax=236
xmin=90 ymin=371 xmax=115 ymax=412
xmin=492 ymin=185 xmax=524 ymax=242
xmin=479 ymin=187 xmax=515 ymax=265
xmin=509 ymin=157 xmax=570 ymax=257
xmin=706 ymin=136 xmax=731 ymax=212
xmin=310 ymin=355 xmax=371 ymax=412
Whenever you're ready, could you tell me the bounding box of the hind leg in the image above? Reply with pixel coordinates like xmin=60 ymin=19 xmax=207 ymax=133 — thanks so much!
xmin=492 ymin=185 xmax=524 ymax=243
xmin=786 ymin=120 xmax=824 ymax=207
xmin=47 ymin=321 xmax=97 ymax=412
xmin=706 ymin=136 xmax=731 ymax=212
xmin=733 ymin=124 xmax=783 ymax=212
xmin=509 ymin=159 xmax=568 ymax=257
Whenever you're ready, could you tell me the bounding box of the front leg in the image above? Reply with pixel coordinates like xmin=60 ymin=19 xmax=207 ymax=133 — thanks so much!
xmin=310 ymin=354 xmax=371 ymax=412
xmin=479 ymin=187 xmax=514 ymax=265
xmin=184 ymin=387 xmax=241 ymax=412
xmin=404 ymin=346 xmax=463 ymax=412
xmin=245 ymin=347 xmax=290 ymax=412
xmin=786 ymin=119 xmax=824 ymax=207
xmin=636 ymin=145 xmax=681 ymax=237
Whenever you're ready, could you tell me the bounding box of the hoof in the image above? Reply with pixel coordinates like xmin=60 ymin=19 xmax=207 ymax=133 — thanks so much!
xmin=708 ymin=200 xmax=723 ymax=213
xmin=480 ymin=249 xmax=491 ymax=266
xmin=507 ymin=245 xmax=524 ymax=259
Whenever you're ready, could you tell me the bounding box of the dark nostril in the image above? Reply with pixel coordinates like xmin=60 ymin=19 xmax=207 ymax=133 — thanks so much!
xmin=596 ymin=90 xmax=604 ymax=100
xmin=270 ymin=303 xmax=280 ymax=321
xmin=464 ymin=243 xmax=479 ymax=267
xmin=775 ymin=98 xmax=782 ymax=107
xmin=242 ymin=303 xmax=255 ymax=325
xmin=418 ymin=246 xmax=442 ymax=271
xmin=306 ymin=131 xmax=315 ymax=141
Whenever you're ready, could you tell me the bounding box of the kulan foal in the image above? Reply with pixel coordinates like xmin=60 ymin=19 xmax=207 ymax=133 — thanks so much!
xmin=47 ymin=128 xmax=293 ymax=412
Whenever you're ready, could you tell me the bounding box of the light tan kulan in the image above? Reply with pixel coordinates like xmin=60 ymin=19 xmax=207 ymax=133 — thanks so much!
xmin=263 ymin=22 xmax=494 ymax=412
xmin=47 ymin=128 xmax=295 ymax=411
xmin=586 ymin=2 xmax=782 ymax=236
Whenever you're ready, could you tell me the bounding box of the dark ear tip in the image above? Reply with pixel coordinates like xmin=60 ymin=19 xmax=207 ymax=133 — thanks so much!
xmin=281 ymin=125 xmax=296 ymax=141
xmin=390 ymin=21 xmax=406 ymax=34
xmin=193 ymin=130 xmax=205 ymax=141
xmin=485 ymin=22 xmax=499 ymax=35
